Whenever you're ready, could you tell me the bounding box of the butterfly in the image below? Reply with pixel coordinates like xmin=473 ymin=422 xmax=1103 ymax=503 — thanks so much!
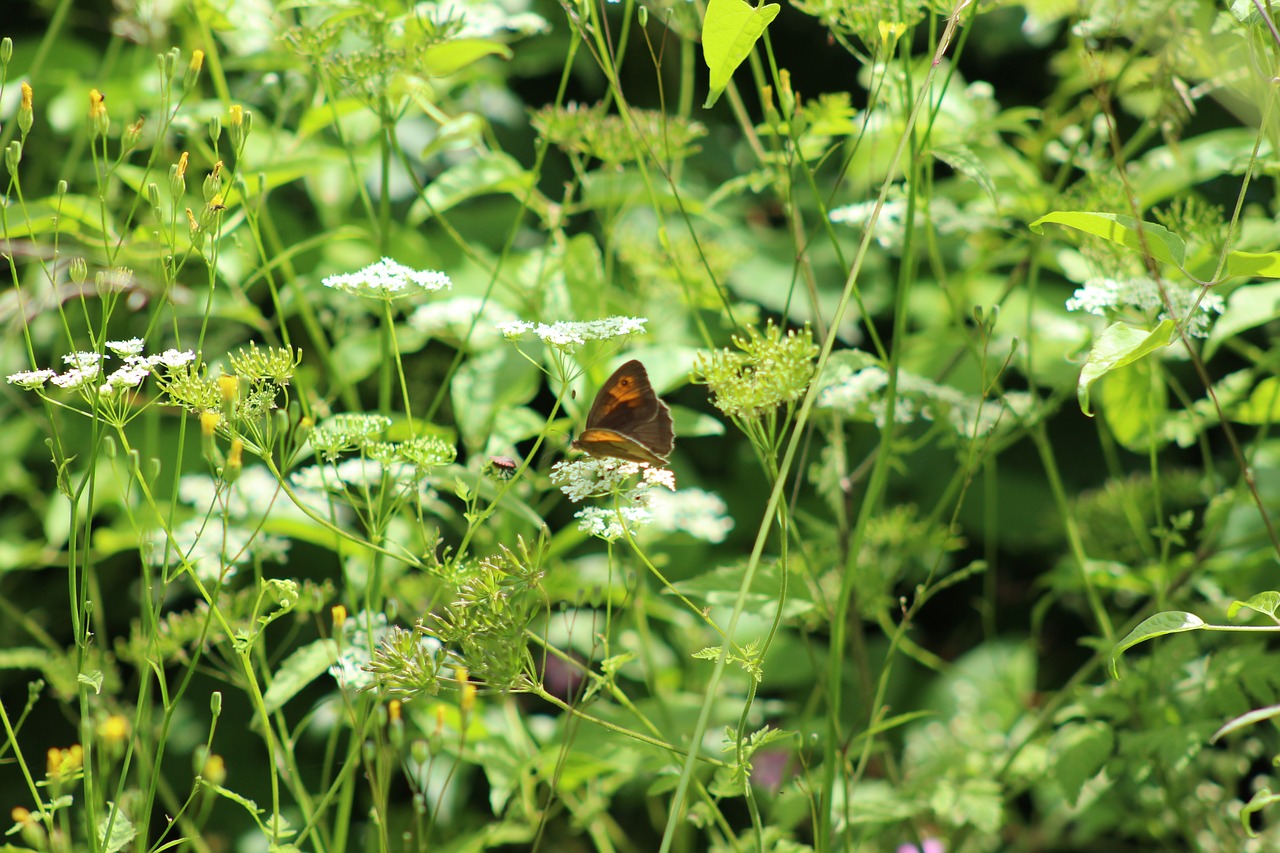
xmin=572 ymin=359 xmax=674 ymax=467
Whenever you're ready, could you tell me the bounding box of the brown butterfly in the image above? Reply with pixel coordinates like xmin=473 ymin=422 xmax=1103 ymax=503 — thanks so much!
xmin=572 ymin=360 xmax=674 ymax=467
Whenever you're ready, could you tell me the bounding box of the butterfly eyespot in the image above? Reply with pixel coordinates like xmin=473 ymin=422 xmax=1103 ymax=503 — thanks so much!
xmin=571 ymin=360 xmax=675 ymax=467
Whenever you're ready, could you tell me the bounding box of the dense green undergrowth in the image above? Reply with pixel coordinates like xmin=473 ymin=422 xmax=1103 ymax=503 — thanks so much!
xmin=5 ymin=0 xmax=1280 ymax=850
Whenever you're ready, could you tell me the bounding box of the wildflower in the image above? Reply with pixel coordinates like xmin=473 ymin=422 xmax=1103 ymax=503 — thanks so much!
xmin=6 ymin=369 xmax=56 ymax=389
xmin=1065 ymin=276 xmax=1223 ymax=338
xmin=497 ymin=316 xmax=647 ymax=352
xmin=147 ymin=516 xmax=289 ymax=584
xmin=574 ymin=505 xmax=654 ymax=541
xmin=647 ymin=488 xmax=734 ymax=542
xmin=106 ymin=338 xmax=145 ymax=357
xmin=18 ymin=81 xmax=32 ymax=136
xmin=88 ymin=89 xmax=108 ymax=138
xmin=551 ymin=457 xmax=675 ymax=503
xmin=322 ymin=257 xmax=452 ymax=300
xmin=408 ymin=296 xmax=518 ymax=349
xmin=694 ymin=322 xmax=817 ymax=420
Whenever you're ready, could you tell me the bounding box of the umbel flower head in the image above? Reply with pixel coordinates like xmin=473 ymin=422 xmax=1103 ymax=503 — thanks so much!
xmin=322 ymin=257 xmax=452 ymax=301
xmin=693 ymin=321 xmax=817 ymax=420
xmin=496 ymin=316 xmax=647 ymax=353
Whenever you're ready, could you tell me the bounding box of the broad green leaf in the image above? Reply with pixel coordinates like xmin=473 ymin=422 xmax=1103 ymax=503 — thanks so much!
xmin=1050 ymin=722 xmax=1114 ymax=807
xmin=1077 ymin=319 xmax=1175 ymax=416
xmin=262 ymin=638 xmax=339 ymax=714
xmin=1109 ymin=610 xmax=1205 ymax=678
xmin=701 ymin=0 xmax=781 ymax=108
xmin=1227 ymin=590 xmax=1280 ymax=620
xmin=98 ymin=803 xmax=137 ymax=853
xmin=1099 ymin=356 xmax=1167 ymax=452
xmin=1227 ymin=250 xmax=1280 ymax=279
xmin=1030 ymin=211 xmax=1185 ymax=267
xmin=1231 ymin=377 xmax=1280 ymax=425
xmin=412 ymin=152 xmax=534 ymax=221
xmin=1204 ymin=281 xmax=1280 ymax=360
xmin=423 ymin=39 xmax=511 ymax=77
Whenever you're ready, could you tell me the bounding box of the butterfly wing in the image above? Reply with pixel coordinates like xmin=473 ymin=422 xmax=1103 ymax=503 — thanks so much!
xmin=575 ymin=360 xmax=675 ymax=465
xmin=586 ymin=360 xmax=662 ymax=431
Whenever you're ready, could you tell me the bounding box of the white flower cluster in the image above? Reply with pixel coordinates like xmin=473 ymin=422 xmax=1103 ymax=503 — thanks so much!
xmin=496 ymin=316 xmax=648 ymax=352
xmin=7 ymin=339 xmax=195 ymax=396
xmin=148 ymin=516 xmax=290 ymax=585
xmin=1065 ymin=277 xmax=1224 ymax=338
xmin=829 ymin=190 xmax=965 ymax=252
xmin=551 ymin=458 xmax=676 ymax=541
xmin=408 ymin=296 xmax=518 ymax=350
xmin=819 ymin=360 xmax=1034 ymax=436
xmin=414 ymin=0 xmax=550 ymax=37
xmin=647 ymin=488 xmax=734 ymax=543
xmin=322 ymin=257 xmax=452 ymax=300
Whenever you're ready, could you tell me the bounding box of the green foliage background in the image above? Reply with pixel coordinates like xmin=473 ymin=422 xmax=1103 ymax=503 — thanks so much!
xmin=4 ymin=0 xmax=1280 ymax=850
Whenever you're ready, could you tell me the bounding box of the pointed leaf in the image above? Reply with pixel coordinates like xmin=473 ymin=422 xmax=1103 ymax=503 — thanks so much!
xmin=1227 ymin=250 xmax=1280 ymax=279
xmin=1077 ymin=320 xmax=1175 ymax=416
xmin=1110 ymin=610 xmax=1205 ymax=678
xmin=702 ymin=0 xmax=780 ymax=108
xmin=1030 ymin=211 xmax=1185 ymax=267
xmin=1226 ymin=591 xmax=1280 ymax=620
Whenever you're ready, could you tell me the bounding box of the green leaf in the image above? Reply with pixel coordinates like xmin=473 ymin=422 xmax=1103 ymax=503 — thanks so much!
xmin=262 ymin=638 xmax=339 ymax=715
xmin=701 ymin=0 xmax=780 ymax=108
xmin=1226 ymin=250 xmax=1280 ymax=279
xmin=1204 ymin=281 xmax=1280 ymax=360
xmin=1050 ymin=722 xmax=1114 ymax=807
xmin=1109 ymin=611 xmax=1205 ymax=678
xmin=1077 ymin=319 xmax=1175 ymax=416
xmin=1030 ymin=211 xmax=1185 ymax=267
xmin=1099 ymin=355 xmax=1167 ymax=452
xmin=1226 ymin=591 xmax=1280 ymax=620
xmin=933 ymin=143 xmax=998 ymax=206
xmin=1231 ymin=377 xmax=1280 ymax=425
xmin=423 ymin=39 xmax=512 ymax=77
xmin=412 ymin=152 xmax=534 ymax=220
xmin=97 ymin=803 xmax=137 ymax=853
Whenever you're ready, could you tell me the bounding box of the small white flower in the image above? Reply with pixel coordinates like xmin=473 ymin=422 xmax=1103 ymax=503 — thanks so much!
xmin=552 ymin=458 xmax=652 ymax=503
xmin=51 ymin=365 xmax=101 ymax=390
xmin=148 ymin=349 xmax=197 ymax=368
xmin=408 ymin=296 xmax=518 ymax=349
xmin=575 ymin=505 xmax=654 ymax=540
xmin=7 ymin=369 xmax=56 ymax=388
xmin=106 ymin=363 xmax=151 ymax=389
xmin=322 ymin=257 xmax=452 ymax=300
xmin=498 ymin=317 xmax=648 ymax=352
xmin=106 ymin=338 xmax=146 ymax=356
xmin=148 ymin=517 xmax=289 ymax=584
xmin=62 ymin=351 xmax=102 ymax=369
xmin=647 ymin=488 xmax=734 ymax=542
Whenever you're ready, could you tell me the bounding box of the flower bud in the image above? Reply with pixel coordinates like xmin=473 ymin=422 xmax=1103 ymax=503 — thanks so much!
xmin=122 ymin=116 xmax=144 ymax=152
xmin=19 ymin=82 xmax=33 ymax=136
xmin=169 ymin=151 xmax=188 ymax=198
xmin=184 ymin=49 xmax=204 ymax=93
xmin=88 ymin=89 xmax=109 ymax=139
